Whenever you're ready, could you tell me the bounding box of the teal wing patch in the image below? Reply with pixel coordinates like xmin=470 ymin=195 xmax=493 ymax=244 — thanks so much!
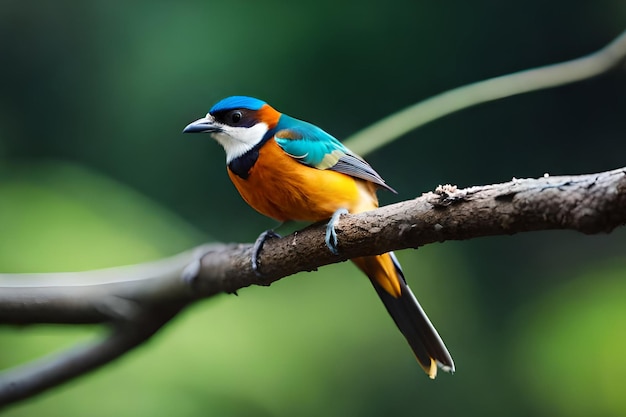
xmin=274 ymin=115 xmax=395 ymax=192
xmin=274 ymin=116 xmax=348 ymax=169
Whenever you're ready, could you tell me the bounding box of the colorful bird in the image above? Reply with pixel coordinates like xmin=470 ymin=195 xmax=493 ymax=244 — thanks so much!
xmin=183 ymin=96 xmax=454 ymax=378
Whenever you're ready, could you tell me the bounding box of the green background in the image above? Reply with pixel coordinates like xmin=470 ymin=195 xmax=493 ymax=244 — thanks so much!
xmin=1 ymin=1 xmax=625 ymax=416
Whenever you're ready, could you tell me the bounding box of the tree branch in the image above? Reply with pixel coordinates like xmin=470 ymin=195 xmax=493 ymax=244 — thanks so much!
xmin=0 ymin=247 xmax=206 ymax=324
xmin=0 ymin=304 xmax=183 ymax=408
xmin=344 ymin=30 xmax=626 ymax=156
xmin=191 ymin=166 xmax=626 ymax=293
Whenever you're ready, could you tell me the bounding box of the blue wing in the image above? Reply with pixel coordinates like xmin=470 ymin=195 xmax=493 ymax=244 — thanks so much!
xmin=274 ymin=115 xmax=396 ymax=193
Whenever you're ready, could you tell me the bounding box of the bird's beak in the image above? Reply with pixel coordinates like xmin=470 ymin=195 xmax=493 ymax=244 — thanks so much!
xmin=182 ymin=116 xmax=221 ymax=134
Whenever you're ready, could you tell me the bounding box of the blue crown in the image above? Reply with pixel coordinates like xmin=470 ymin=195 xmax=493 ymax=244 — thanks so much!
xmin=210 ymin=96 xmax=267 ymax=113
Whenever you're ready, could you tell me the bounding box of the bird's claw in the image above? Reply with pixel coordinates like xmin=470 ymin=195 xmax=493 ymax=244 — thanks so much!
xmin=325 ymin=208 xmax=349 ymax=255
xmin=251 ymin=229 xmax=281 ymax=276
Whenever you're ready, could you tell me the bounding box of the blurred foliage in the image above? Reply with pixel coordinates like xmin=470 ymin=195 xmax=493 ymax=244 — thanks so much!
xmin=0 ymin=161 xmax=205 ymax=271
xmin=1 ymin=0 xmax=625 ymax=416
xmin=511 ymin=263 xmax=626 ymax=416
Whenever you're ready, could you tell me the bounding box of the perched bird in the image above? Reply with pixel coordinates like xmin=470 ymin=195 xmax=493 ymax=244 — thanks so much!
xmin=183 ymin=96 xmax=454 ymax=378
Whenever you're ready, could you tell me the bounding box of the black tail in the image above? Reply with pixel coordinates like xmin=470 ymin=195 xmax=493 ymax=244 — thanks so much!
xmin=371 ymin=253 xmax=454 ymax=378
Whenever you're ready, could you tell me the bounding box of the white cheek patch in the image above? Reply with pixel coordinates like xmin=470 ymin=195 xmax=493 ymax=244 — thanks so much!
xmin=213 ymin=123 xmax=269 ymax=163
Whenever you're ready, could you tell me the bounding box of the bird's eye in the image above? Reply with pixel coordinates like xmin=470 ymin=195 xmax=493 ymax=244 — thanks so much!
xmin=230 ymin=111 xmax=243 ymax=124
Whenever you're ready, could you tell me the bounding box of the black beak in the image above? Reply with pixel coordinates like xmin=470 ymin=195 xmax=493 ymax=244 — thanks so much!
xmin=182 ymin=116 xmax=221 ymax=133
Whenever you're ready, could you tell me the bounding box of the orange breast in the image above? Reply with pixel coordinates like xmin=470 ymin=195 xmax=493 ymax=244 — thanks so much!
xmin=228 ymin=139 xmax=379 ymax=222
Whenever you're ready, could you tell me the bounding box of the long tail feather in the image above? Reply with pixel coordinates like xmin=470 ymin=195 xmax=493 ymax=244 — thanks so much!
xmin=352 ymin=252 xmax=455 ymax=378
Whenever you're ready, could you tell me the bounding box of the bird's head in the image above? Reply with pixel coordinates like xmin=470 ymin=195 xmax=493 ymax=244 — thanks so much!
xmin=183 ymin=96 xmax=282 ymax=162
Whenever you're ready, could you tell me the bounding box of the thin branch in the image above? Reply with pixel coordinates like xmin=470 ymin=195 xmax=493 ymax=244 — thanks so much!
xmin=0 ymin=304 xmax=183 ymax=409
xmin=344 ymin=30 xmax=626 ymax=156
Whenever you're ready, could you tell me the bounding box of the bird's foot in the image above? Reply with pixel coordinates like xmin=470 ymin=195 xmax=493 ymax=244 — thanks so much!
xmin=325 ymin=208 xmax=349 ymax=255
xmin=251 ymin=229 xmax=282 ymax=276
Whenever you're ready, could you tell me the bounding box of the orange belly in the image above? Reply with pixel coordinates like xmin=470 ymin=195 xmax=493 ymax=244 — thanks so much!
xmin=230 ymin=138 xmax=402 ymax=297
xmin=228 ymin=139 xmax=379 ymax=222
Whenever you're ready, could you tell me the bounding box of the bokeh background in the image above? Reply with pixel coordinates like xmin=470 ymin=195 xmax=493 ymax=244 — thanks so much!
xmin=1 ymin=1 xmax=625 ymax=416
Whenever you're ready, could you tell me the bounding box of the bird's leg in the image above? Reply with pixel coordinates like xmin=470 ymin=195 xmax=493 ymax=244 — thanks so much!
xmin=325 ymin=208 xmax=349 ymax=255
xmin=251 ymin=229 xmax=282 ymax=275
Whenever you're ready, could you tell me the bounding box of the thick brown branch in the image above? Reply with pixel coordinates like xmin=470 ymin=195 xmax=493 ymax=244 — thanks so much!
xmin=191 ymin=167 xmax=626 ymax=294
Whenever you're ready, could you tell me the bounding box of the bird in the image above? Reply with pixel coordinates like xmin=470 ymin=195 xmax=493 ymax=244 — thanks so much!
xmin=183 ymin=96 xmax=454 ymax=378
